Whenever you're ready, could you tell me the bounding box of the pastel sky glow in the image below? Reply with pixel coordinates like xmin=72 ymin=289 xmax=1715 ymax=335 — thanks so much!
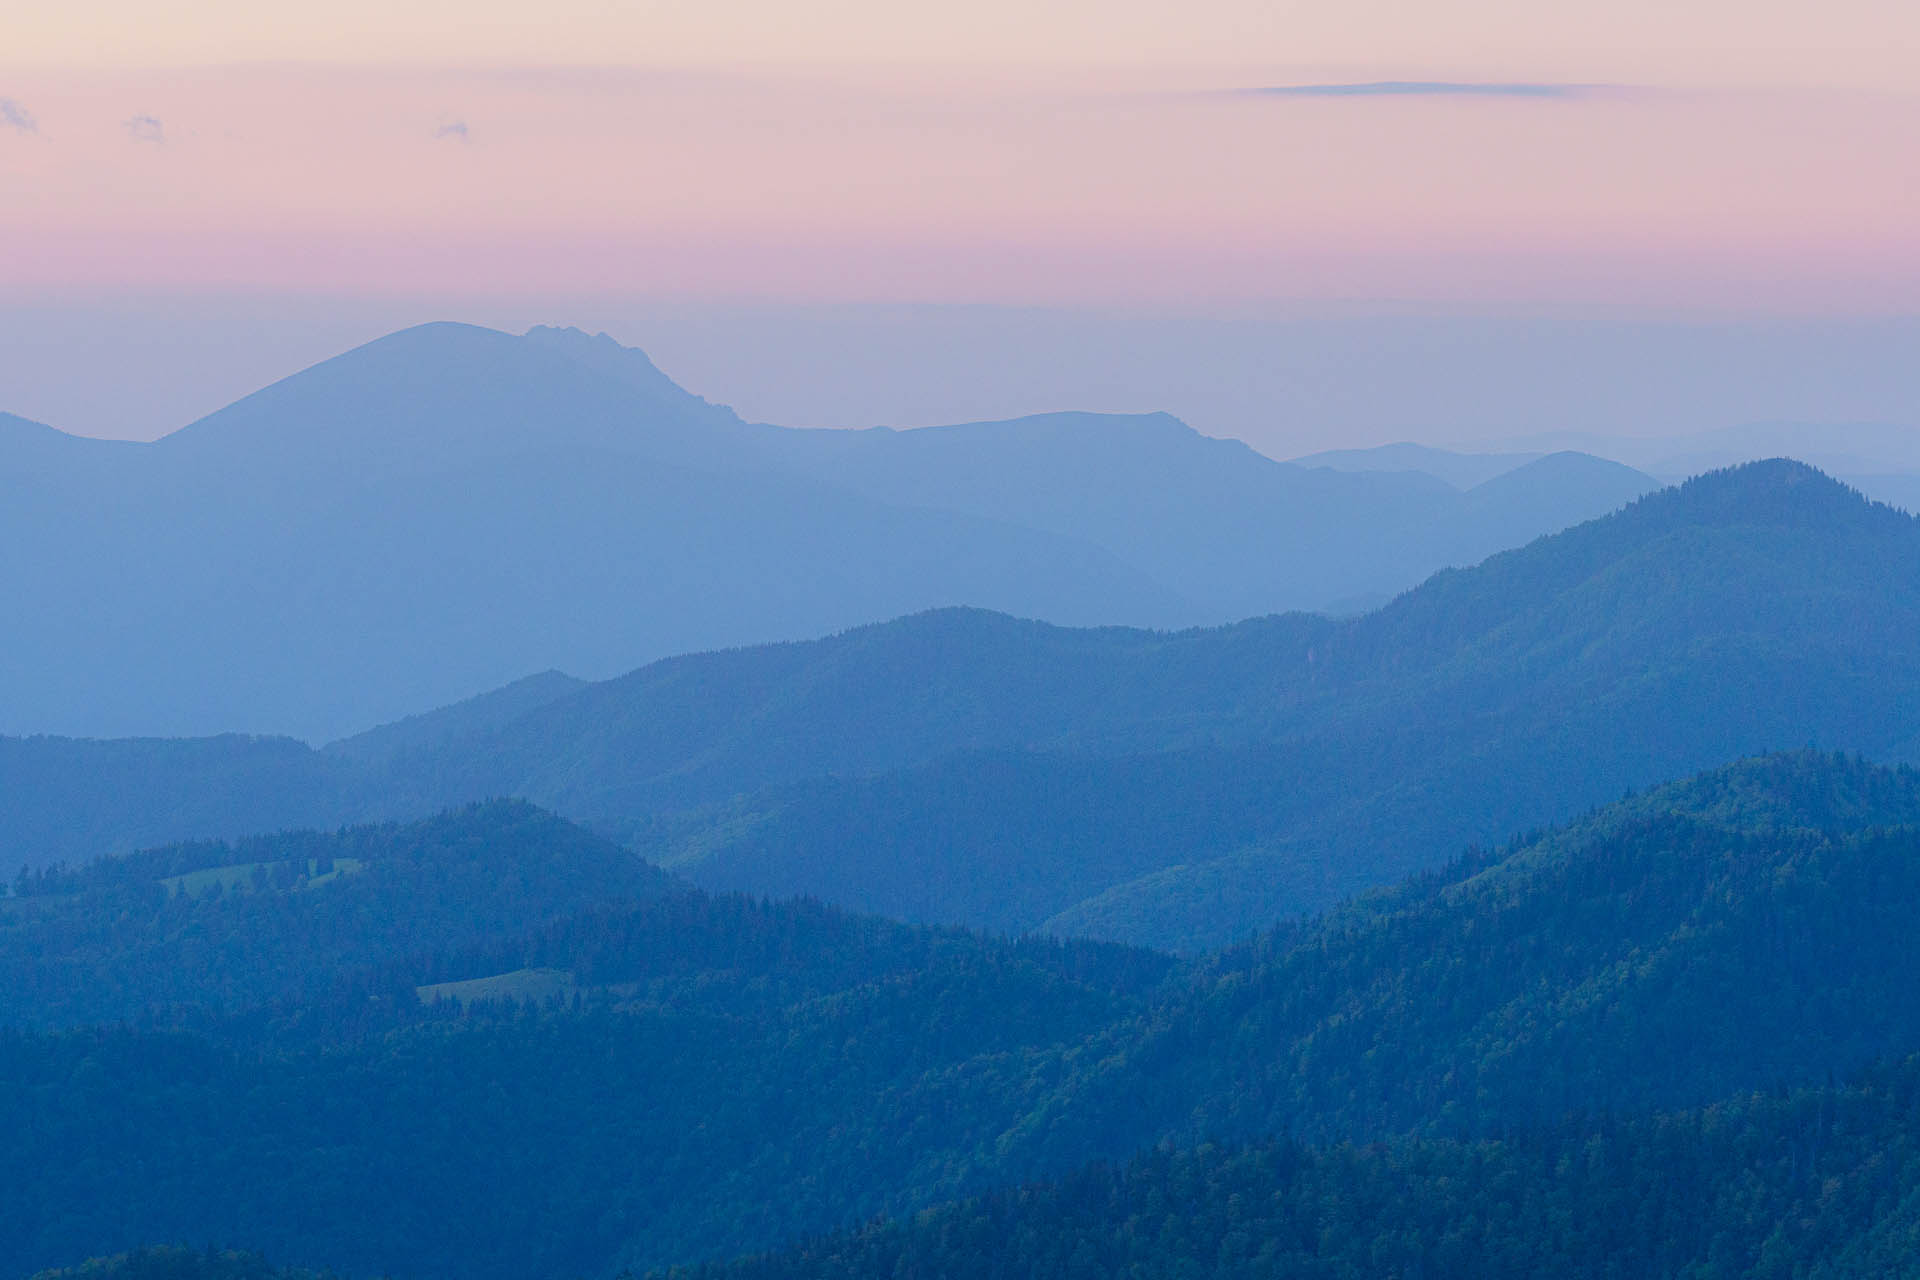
xmin=3 ymin=1 xmax=1917 ymax=311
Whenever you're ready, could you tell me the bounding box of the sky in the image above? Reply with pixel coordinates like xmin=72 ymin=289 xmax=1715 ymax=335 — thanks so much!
xmin=3 ymin=1 xmax=1917 ymax=449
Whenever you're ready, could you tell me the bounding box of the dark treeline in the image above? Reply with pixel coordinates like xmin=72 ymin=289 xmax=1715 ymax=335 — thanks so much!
xmin=29 ymin=1248 xmax=338 ymax=1280
xmin=41 ymin=1057 xmax=1920 ymax=1280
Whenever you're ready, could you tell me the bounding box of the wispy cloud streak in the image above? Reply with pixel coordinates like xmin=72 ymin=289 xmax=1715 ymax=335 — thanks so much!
xmin=1241 ymin=81 xmax=1613 ymax=100
xmin=124 ymin=113 xmax=164 ymax=142
xmin=1 ymin=98 xmax=36 ymax=133
xmin=434 ymin=120 xmax=471 ymax=142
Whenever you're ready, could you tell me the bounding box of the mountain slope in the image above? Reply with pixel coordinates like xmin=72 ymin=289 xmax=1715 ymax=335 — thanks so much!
xmin=1290 ymin=439 xmax=1545 ymax=487
xmin=630 ymin=462 xmax=1920 ymax=941
xmin=2 ymin=322 xmax=1657 ymax=740
xmin=0 ymin=734 xmax=367 ymax=878
xmin=46 ymin=1063 xmax=1920 ymax=1280
xmin=10 ymin=754 xmax=1920 ymax=1279
xmin=0 ymin=324 xmax=1186 ymax=741
xmin=0 ymin=888 xmax=1168 ymax=1280
xmin=155 ymin=321 xmax=760 ymax=478
xmin=0 ymin=801 xmax=673 ymax=1028
xmin=1029 ymin=752 xmax=1920 ymax=1156
xmin=678 ymin=1064 xmax=1920 ymax=1280
xmin=327 ymin=608 xmax=1319 ymax=816
xmin=324 ymin=669 xmax=588 ymax=768
xmin=5 ymin=459 xmax=1909 ymax=935
xmin=748 ymin=411 xmax=1655 ymax=623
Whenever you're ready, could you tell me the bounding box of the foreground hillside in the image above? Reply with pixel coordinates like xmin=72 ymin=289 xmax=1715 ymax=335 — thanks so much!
xmin=46 ymin=1066 xmax=1920 ymax=1280
xmin=9 ymin=753 xmax=1920 ymax=1279
xmin=678 ymin=1062 xmax=1920 ymax=1280
xmin=30 ymin=1251 xmax=336 ymax=1280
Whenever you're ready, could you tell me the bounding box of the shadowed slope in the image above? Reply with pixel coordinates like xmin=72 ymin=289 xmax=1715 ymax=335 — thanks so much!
xmin=657 ymin=463 xmax=1920 ymax=942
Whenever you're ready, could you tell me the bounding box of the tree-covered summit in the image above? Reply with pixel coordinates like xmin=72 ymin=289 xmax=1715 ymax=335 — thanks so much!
xmin=0 ymin=800 xmax=673 ymax=1029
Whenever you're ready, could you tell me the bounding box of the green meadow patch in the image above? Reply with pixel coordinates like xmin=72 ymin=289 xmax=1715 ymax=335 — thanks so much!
xmin=416 ymin=967 xmax=576 ymax=1008
xmin=160 ymin=858 xmax=365 ymax=899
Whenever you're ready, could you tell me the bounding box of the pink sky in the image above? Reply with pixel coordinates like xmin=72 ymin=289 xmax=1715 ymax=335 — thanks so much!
xmin=4 ymin=3 xmax=1918 ymax=310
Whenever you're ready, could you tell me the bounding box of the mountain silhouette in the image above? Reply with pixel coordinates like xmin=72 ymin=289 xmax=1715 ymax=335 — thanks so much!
xmin=6 ymin=461 xmax=1915 ymax=945
xmin=0 ymin=323 xmax=1654 ymax=740
xmin=370 ymin=459 xmax=1916 ymax=944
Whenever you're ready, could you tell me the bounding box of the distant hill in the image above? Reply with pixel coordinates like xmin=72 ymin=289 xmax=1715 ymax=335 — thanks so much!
xmin=324 ymin=670 xmax=588 ymax=771
xmin=6 ymin=460 xmax=1917 ymax=942
xmin=325 ymin=607 xmax=1314 ymax=816
xmin=1467 ymin=419 xmax=1920 ymax=513
xmin=11 ymin=753 xmax=1920 ymax=1280
xmin=2 ymin=323 xmax=1656 ymax=740
xmin=468 ymin=459 xmax=1920 ymax=944
xmin=0 ymin=324 xmax=1179 ymax=741
xmin=748 ymin=418 xmax=1655 ymax=625
xmin=0 ymin=734 xmax=367 ymax=877
xmin=1289 ymin=439 xmax=1544 ymax=487
xmin=0 ymin=801 xmax=673 ymax=1028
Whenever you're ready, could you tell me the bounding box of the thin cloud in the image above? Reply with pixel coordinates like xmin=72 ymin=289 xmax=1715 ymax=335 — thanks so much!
xmin=434 ymin=120 xmax=471 ymax=142
xmin=1241 ymin=81 xmax=1616 ymax=100
xmin=124 ymin=114 xmax=165 ymax=143
xmin=1 ymin=98 xmax=36 ymax=133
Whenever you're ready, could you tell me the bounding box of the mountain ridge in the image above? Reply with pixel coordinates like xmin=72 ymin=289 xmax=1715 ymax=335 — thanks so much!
xmin=1 ymin=321 xmax=1659 ymax=739
xmin=6 ymin=456 xmax=1913 ymax=950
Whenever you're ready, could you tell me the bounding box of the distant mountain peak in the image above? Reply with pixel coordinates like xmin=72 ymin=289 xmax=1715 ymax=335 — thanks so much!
xmin=522 ymin=323 xmax=741 ymax=425
xmin=1660 ymin=457 xmax=1894 ymax=527
xmin=150 ymin=321 xmax=748 ymax=471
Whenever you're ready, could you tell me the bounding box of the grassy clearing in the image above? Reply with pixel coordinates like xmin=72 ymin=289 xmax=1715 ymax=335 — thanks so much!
xmin=160 ymin=858 xmax=365 ymax=898
xmin=415 ymin=967 xmax=576 ymax=1008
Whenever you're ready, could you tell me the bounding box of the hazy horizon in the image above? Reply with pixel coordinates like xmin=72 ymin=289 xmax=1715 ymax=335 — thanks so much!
xmin=11 ymin=1 xmax=1916 ymax=460
xmin=6 ymin=299 xmax=1919 ymax=466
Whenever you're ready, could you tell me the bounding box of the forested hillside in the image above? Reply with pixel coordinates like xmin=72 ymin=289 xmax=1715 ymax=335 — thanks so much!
xmin=51 ymin=1064 xmax=1920 ymax=1280
xmin=673 ymin=1060 xmax=1920 ymax=1280
xmin=0 ymin=896 xmax=1166 ymax=1279
xmin=1006 ymin=752 xmax=1920 ymax=1157
xmin=0 ymin=802 xmax=672 ymax=1028
xmin=29 ymin=1250 xmax=337 ymax=1280
xmin=10 ymin=753 xmax=1920 ymax=1280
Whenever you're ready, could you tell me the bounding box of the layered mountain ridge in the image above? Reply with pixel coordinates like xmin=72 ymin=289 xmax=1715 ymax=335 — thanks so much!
xmin=6 ymin=458 xmax=1917 ymax=953
xmin=1 ymin=322 xmax=1655 ymax=740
